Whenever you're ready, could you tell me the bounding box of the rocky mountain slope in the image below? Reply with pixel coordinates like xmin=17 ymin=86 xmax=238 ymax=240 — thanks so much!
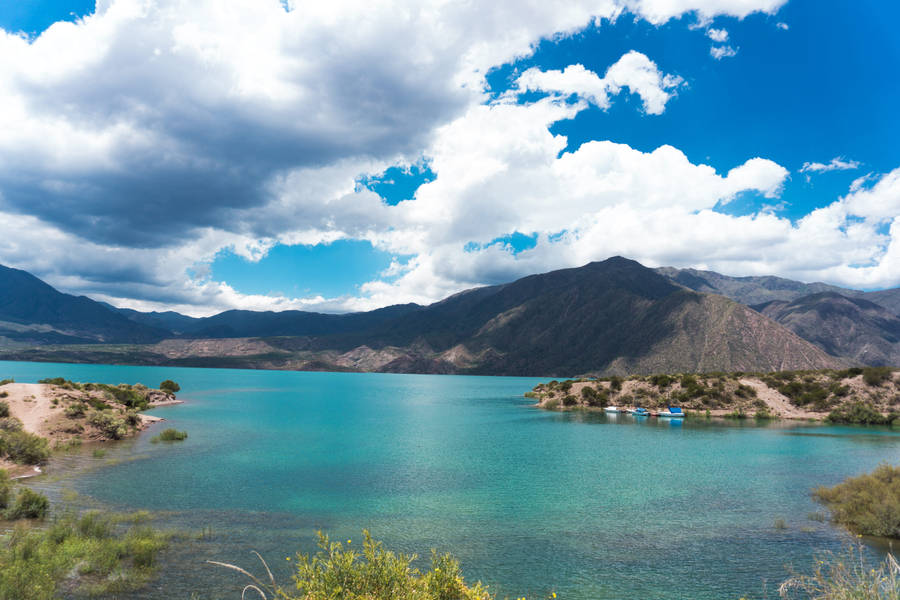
xmin=0 ymin=258 xmax=843 ymax=376
xmin=753 ymin=292 xmax=900 ymax=366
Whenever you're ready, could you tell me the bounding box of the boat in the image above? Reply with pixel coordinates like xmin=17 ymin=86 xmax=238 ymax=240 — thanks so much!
xmin=630 ymin=407 xmax=650 ymax=417
xmin=658 ymin=407 xmax=685 ymax=418
xmin=604 ymin=406 xmax=623 ymax=413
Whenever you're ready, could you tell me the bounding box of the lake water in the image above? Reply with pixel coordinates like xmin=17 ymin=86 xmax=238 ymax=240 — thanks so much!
xmin=4 ymin=360 xmax=900 ymax=600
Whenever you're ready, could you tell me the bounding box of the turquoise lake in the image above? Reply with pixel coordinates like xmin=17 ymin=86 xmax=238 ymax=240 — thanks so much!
xmin=4 ymin=360 xmax=900 ymax=599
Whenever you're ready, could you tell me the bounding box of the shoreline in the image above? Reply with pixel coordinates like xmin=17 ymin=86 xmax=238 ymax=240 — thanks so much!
xmin=0 ymin=379 xmax=184 ymax=479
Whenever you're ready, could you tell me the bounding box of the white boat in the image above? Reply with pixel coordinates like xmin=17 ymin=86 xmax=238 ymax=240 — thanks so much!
xmin=658 ymin=407 xmax=685 ymax=418
xmin=604 ymin=406 xmax=622 ymax=413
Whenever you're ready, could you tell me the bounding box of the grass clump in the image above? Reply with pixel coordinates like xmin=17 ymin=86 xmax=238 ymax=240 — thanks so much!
xmin=0 ymin=510 xmax=171 ymax=599
xmin=813 ymin=463 xmax=900 ymax=538
xmin=210 ymin=530 xmax=492 ymax=600
xmin=0 ymin=402 xmax=7 ymax=418
xmin=779 ymin=547 xmax=900 ymax=599
xmin=151 ymin=428 xmax=187 ymax=443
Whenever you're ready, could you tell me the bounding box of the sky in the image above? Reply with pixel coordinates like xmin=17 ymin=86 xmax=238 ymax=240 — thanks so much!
xmin=0 ymin=0 xmax=898 ymax=316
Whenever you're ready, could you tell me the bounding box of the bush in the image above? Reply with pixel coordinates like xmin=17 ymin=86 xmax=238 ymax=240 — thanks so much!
xmin=0 ymin=469 xmax=11 ymax=509
xmin=0 ymin=417 xmax=22 ymax=432
xmin=64 ymin=402 xmax=87 ymax=418
xmin=0 ymin=401 xmax=7 ymax=418
xmin=0 ymin=510 xmax=170 ymax=598
xmin=543 ymin=398 xmax=560 ymax=410
xmin=863 ymin=366 xmax=895 ymax=387
xmin=580 ymin=386 xmax=607 ymax=407
xmin=0 ymin=378 xmax=13 ymax=386
xmin=814 ymin=463 xmax=900 ymax=538
xmin=4 ymin=487 xmax=49 ymax=520
xmin=211 ymin=530 xmax=491 ymax=600
xmin=826 ymin=402 xmax=890 ymax=425
xmin=649 ymin=374 xmax=673 ymax=388
xmin=159 ymin=380 xmax=180 ymax=394
xmin=561 ymin=394 xmax=578 ymax=407
xmin=152 ymin=428 xmax=187 ymax=442
xmin=1 ymin=430 xmax=50 ymax=464
xmin=87 ymin=411 xmax=129 ymax=440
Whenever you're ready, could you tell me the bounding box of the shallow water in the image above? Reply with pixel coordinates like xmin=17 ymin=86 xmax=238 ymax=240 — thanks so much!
xmin=4 ymin=360 xmax=900 ymax=599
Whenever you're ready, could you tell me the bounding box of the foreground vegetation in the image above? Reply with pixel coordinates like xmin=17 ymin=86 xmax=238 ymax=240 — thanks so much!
xmin=0 ymin=509 xmax=171 ymax=600
xmin=212 ymin=530 xmax=493 ymax=600
xmin=813 ymin=463 xmax=900 ymax=539
xmin=779 ymin=547 xmax=900 ymax=599
xmin=531 ymin=367 xmax=900 ymax=422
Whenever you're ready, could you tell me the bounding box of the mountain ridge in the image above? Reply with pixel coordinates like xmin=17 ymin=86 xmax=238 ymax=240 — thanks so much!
xmin=0 ymin=257 xmax=846 ymax=376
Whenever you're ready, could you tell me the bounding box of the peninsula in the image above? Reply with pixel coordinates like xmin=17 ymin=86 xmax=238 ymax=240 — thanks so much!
xmin=0 ymin=378 xmax=181 ymax=477
xmin=530 ymin=367 xmax=900 ymax=423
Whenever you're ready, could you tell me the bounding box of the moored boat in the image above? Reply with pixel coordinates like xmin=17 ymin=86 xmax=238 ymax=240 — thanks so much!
xmin=630 ymin=407 xmax=650 ymax=417
xmin=658 ymin=407 xmax=685 ymax=418
xmin=604 ymin=406 xmax=622 ymax=413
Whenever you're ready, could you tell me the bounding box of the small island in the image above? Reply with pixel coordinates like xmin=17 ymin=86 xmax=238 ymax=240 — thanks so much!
xmin=529 ymin=367 xmax=900 ymax=423
xmin=0 ymin=377 xmax=183 ymax=478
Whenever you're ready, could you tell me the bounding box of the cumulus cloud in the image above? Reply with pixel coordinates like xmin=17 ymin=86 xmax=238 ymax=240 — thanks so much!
xmin=707 ymin=28 xmax=729 ymax=42
xmin=517 ymin=51 xmax=684 ymax=115
xmin=710 ymin=45 xmax=738 ymax=59
xmin=8 ymin=0 xmax=869 ymax=316
xmin=800 ymin=157 xmax=861 ymax=173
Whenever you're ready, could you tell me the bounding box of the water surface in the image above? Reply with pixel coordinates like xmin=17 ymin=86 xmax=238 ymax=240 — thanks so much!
xmin=3 ymin=361 xmax=899 ymax=599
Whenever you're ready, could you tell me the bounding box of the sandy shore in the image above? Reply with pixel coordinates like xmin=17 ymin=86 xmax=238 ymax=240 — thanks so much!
xmin=1 ymin=381 xmax=184 ymax=477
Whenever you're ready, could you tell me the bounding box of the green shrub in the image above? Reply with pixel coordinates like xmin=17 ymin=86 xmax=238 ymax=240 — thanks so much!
xmin=649 ymin=374 xmax=673 ymax=388
xmin=64 ymin=402 xmax=87 ymax=418
xmin=0 ymin=391 xmax=7 ymax=399
xmin=0 ymin=469 xmax=11 ymax=509
xmin=159 ymin=380 xmax=180 ymax=394
xmin=561 ymin=394 xmax=578 ymax=407
xmin=543 ymin=398 xmax=560 ymax=410
xmin=0 ymin=417 xmax=22 ymax=432
xmin=0 ymin=510 xmax=170 ymax=598
xmin=826 ymin=402 xmax=890 ymax=425
xmin=0 ymin=378 xmax=13 ymax=386
xmin=1 ymin=430 xmax=50 ymax=464
xmin=87 ymin=411 xmax=129 ymax=440
xmin=863 ymin=366 xmax=895 ymax=387
xmin=814 ymin=463 xmax=900 ymax=538
xmin=152 ymin=428 xmax=187 ymax=442
xmin=609 ymin=376 xmax=623 ymax=392
xmin=580 ymin=386 xmax=606 ymax=407
xmin=211 ymin=530 xmax=491 ymax=600
xmin=0 ymin=401 xmax=7 ymax=418
xmin=4 ymin=487 xmax=49 ymax=520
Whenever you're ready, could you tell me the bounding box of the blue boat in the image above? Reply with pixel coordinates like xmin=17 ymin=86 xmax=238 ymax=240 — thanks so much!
xmin=658 ymin=407 xmax=685 ymax=418
xmin=630 ymin=407 xmax=650 ymax=417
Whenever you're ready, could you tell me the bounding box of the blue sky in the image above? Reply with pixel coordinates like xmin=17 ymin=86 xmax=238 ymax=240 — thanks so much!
xmin=0 ymin=1 xmax=898 ymax=314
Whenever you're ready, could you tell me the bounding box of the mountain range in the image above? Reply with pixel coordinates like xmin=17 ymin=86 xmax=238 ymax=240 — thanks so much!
xmin=0 ymin=258 xmax=897 ymax=376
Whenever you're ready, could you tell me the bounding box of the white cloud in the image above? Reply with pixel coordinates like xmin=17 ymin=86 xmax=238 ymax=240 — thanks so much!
xmin=776 ymin=22 xmax=789 ymax=30
xmin=710 ymin=45 xmax=738 ymax=59
xmin=707 ymin=28 xmax=729 ymax=42
xmin=800 ymin=157 xmax=861 ymax=173
xmin=2 ymin=0 xmax=845 ymax=315
xmin=517 ymin=51 xmax=683 ymax=115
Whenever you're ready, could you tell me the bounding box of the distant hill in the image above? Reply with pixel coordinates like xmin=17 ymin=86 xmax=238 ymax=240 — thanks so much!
xmin=0 ymin=257 xmax=841 ymax=376
xmin=753 ymin=292 xmax=900 ymax=366
xmin=0 ymin=265 xmax=167 ymax=344
xmin=654 ymin=266 xmax=862 ymax=306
